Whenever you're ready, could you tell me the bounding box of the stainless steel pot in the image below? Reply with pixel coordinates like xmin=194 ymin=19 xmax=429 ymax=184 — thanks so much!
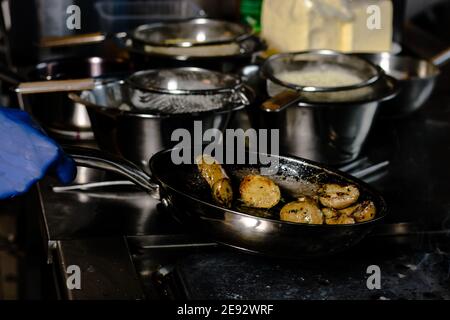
xmin=69 ymin=78 xmax=253 ymax=172
xmin=0 ymin=57 xmax=133 ymax=140
xmin=254 ymin=94 xmax=393 ymax=165
xmin=40 ymin=19 xmax=266 ymax=73
xmin=245 ymin=63 xmax=398 ymax=165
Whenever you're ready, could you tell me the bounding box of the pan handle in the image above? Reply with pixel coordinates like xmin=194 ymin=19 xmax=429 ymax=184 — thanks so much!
xmin=15 ymin=78 xmax=96 ymax=95
xmin=431 ymin=47 xmax=450 ymax=67
xmin=15 ymin=79 xmax=96 ymax=111
xmin=67 ymin=92 xmax=122 ymax=120
xmin=63 ymin=146 xmax=160 ymax=198
xmin=40 ymin=32 xmax=108 ymax=48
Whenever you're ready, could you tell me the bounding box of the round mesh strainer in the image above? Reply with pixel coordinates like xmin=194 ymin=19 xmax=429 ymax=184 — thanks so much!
xmin=126 ymin=68 xmax=250 ymax=114
xmin=262 ymin=50 xmax=382 ymax=93
xmin=260 ymin=50 xmax=394 ymax=107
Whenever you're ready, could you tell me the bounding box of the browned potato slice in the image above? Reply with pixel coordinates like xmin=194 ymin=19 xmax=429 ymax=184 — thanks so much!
xmin=322 ymin=207 xmax=338 ymax=219
xmin=212 ymin=178 xmax=233 ymax=208
xmin=337 ymin=215 xmax=355 ymax=224
xmin=319 ymin=184 xmax=360 ymax=209
xmin=280 ymin=198 xmax=323 ymax=224
xmin=196 ymin=155 xmax=233 ymax=207
xmin=325 ymin=215 xmax=355 ymax=225
xmin=325 ymin=217 xmax=338 ymax=225
xmin=352 ymin=200 xmax=376 ymax=222
xmin=338 ymin=203 xmax=360 ymax=216
xmin=239 ymin=175 xmax=281 ymax=208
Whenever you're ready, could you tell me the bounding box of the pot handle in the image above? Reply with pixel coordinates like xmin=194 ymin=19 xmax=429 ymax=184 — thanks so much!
xmin=15 ymin=78 xmax=96 ymax=95
xmin=260 ymin=90 xmax=302 ymax=112
xmin=67 ymin=92 xmax=122 ymax=120
xmin=63 ymin=146 xmax=160 ymax=198
xmin=40 ymin=32 xmax=107 ymax=48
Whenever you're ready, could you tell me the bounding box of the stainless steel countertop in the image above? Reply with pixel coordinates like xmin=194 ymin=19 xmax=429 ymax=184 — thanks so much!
xmin=35 ymin=179 xmax=149 ymax=300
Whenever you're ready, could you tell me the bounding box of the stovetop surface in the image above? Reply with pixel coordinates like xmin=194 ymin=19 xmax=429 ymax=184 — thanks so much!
xmin=166 ymin=244 xmax=450 ymax=300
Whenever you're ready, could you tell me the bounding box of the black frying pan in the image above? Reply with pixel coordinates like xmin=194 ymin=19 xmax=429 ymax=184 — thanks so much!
xmin=67 ymin=146 xmax=387 ymax=259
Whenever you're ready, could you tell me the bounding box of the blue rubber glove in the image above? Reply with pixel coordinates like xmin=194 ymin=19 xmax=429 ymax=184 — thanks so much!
xmin=0 ymin=107 xmax=76 ymax=199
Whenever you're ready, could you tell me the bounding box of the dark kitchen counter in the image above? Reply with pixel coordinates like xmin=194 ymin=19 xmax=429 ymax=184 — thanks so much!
xmin=33 ymin=34 xmax=450 ymax=300
xmin=36 ymin=171 xmax=450 ymax=299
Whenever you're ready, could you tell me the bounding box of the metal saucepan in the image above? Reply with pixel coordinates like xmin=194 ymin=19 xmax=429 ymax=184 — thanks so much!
xmin=246 ymin=51 xmax=398 ymax=165
xmin=66 ymin=68 xmax=254 ymax=171
xmin=41 ymin=18 xmax=253 ymax=49
xmin=66 ymin=146 xmax=387 ymax=259
xmin=357 ymin=48 xmax=450 ymax=116
xmin=40 ymin=19 xmax=265 ymax=73
xmin=11 ymin=68 xmax=253 ymax=171
xmin=0 ymin=57 xmax=133 ymax=140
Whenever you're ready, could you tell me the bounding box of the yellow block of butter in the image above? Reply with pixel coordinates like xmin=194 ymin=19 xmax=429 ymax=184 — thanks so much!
xmin=261 ymin=0 xmax=393 ymax=53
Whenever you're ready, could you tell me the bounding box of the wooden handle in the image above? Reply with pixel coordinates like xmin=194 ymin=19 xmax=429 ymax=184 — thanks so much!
xmin=261 ymin=90 xmax=301 ymax=112
xmin=16 ymin=78 xmax=96 ymax=95
xmin=40 ymin=32 xmax=107 ymax=48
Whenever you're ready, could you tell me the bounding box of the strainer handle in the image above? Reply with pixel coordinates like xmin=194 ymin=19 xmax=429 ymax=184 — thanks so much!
xmin=215 ymin=85 xmax=254 ymax=114
xmin=236 ymin=84 xmax=256 ymax=106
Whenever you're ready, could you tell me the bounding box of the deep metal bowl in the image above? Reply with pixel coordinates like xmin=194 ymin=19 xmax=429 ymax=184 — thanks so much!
xmin=356 ymin=53 xmax=441 ymax=117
